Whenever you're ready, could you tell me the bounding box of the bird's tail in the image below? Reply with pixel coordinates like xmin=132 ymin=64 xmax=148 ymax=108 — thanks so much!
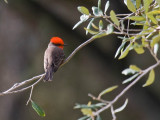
xmin=44 ymin=67 xmax=53 ymax=81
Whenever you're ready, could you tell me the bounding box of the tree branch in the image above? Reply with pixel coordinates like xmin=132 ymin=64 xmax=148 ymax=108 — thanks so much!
xmin=93 ymin=60 xmax=160 ymax=116
xmin=0 ymin=37 xmax=96 ymax=96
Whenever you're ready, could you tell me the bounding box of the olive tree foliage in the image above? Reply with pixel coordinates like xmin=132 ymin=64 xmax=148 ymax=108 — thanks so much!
xmin=73 ymin=0 xmax=160 ymax=120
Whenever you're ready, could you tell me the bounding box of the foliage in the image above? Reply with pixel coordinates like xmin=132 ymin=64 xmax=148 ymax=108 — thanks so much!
xmin=73 ymin=0 xmax=160 ymax=119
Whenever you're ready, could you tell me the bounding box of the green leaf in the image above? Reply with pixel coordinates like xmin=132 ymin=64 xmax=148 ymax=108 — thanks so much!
xmin=134 ymin=43 xmax=145 ymax=54
xmin=98 ymin=85 xmax=118 ymax=99
xmin=78 ymin=6 xmax=90 ymax=15
xmin=128 ymin=16 xmax=145 ymax=21
xmin=73 ymin=21 xmax=83 ymax=30
xmin=136 ymin=0 xmax=141 ymax=9
xmin=154 ymin=43 xmax=159 ymax=55
xmin=92 ymin=6 xmax=103 ymax=16
xmin=110 ymin=10 xmax=119 ymax=26
xmin=73 ymin=15 xmax=89 ymax=30
xmin=134 ymin=47 xmax=144 ymax=54
xmin=115 ymin=41 xmax=126 ymax=58
xmin=84 ymin=28 xmax=99 ymax=35
xmin=74 ymin=103 xmax=106 ymax=109
xmin=114 ymin=99 xmax=128 ymax=113
xmin=143 ymin=0 xmax=150 ymax=13
xmin=92 ymin=31 xmax=107 ymax=39
xmin=31 ymin=101 xmax=45 ymax=117
xmin=86 ymin=18 xmax=95 ymax=35
xmin=122 ymin=68 xmax=137 ymax=75
xmin=129 ymin=65 xmax=141 ymax=72
xmin=98 ymin=0 xmax=102 ymax=12
xmin=99 ymin=20 xmax=103 ymax=30
xmin=91 ymin=23 xmax=99 ymax=30
xmin=81 ymin=108 xmax=93 ymax=116
xmin=80 ymin=14 xmax=89 ymax=21
xmin=123 ymin=73 xmax=139 ymax=84
xmin=119 ymin=43 xmax=132 ymax=59
xmin=107 ymin=24 xmax=114 ymax=34
xmin=104 ymin=1 xmax=110 ymax=14
xmin=78 ymin=116 xmax=89 ymax=120
xmin=143 ymin=69 xmax=155 ymax=87
xmin=147 ymin=14 xmax=158 ymax=24
xmin=151 ymin=35 xmax=160 ymax=48
xmin=127 ymin=0 xmax=136 ymax=12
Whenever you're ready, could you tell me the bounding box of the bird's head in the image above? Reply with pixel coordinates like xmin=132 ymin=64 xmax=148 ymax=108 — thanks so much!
xmin=50 ymin=37 xmax=66 ymax=49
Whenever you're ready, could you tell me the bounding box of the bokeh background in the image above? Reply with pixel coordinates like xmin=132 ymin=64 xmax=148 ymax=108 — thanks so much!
xmin=0 ymin=0 xmax=160 ymax=120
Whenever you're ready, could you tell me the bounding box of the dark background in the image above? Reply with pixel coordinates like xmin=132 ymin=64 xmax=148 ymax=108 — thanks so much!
xmin=0 ymin=0 xmax=160 ymax=120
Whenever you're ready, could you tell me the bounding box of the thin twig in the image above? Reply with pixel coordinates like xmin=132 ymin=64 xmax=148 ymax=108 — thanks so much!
xmin=88 ymin=93 xmax=109 ymax=104
xmin=111 ymin=106 xmax=116 ymax=120
xmin=26 ymin=86 xmax=34 ymax=105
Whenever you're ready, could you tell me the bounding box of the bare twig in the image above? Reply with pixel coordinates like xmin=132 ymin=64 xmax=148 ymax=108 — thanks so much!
xmin=26 ymin=86 xmax=34 ymax=105
xmin=88 ymin=93 xmax=109 ymax=104
xmin=111 ymin=106 xmax=116 ymax=120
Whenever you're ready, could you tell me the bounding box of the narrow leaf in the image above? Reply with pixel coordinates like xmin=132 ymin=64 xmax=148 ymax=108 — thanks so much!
xmin=110 ymin=10 xmax=119 ymax=26
xmin=143 ymin=0 xmax=150 ymax=13
xmin=147 ymin=14 xmax=158 ymax=24
xmin=127 ymin=0 xmax=136 ymax=12
xmin=84 ymin=28 xmax=99 ymax=35
xmin=98 ymin=0 xmax=102 ymax=12
xmin=143 ymin=69 xmax=155 ymax=87
xmin=92 ymin=23 xmax=99 ymax=30
xmin=31 ymin=101 xmax=45 ymax=117
xmin=104 ymin=1 xmax=110 ymax=14
xmin=122 ymin=68 xmax=137 ymax=75
xmin=134 ymin=45 xmax=145 ymax=54
xmin=81 ymin=108 xmax=92 ymax=116
xmin=123 ymin=73 xmax=139 ymax=84
xmin=136 ymin=0 xmax=141 ymax=9
xmin=129 ymin=65 xmax=141 ymax=72
xmin=114 ymin=99 xmax=128 ymax=113
xmin=92 ymin=6 xmax=103 ymax=16
xmin=107 ymin=24 xmax=114 ymax=34
xmin=92 ymin=31 xmax=107 ymax=39
xmin=80 ymin=14 xmax=89 ymax=21
xmin=128 ymin=16 xmax=145 ymax=21
xmin=73 ymin=21 xmax=84 ymax=30
xmin=99 ymin=20 xmax=103 ymax=30
xmin=78 ymin=6 xmax=90 ymax=15
xmin=151 ymin=35 xmax=160 ymax=48
xmin=154 ymin=43 xmax=159 ymax=55
xmin=98 ymin=85 xmax=118 ymax=99
xmin=86 ymin=18 xmax=95 ymax=35
xmin=115 ymin=41 xmax=126 ymax=58
xmin=119 ymin=43 xmax=132 ymax=59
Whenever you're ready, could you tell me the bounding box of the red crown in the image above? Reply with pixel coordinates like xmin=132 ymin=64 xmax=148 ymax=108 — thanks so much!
xmin=50 ymin=37 xmax=64 ymax=45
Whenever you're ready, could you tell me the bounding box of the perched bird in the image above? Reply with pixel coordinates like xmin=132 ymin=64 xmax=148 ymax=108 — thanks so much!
xmin=44 ymin=37 xmax=65 ymax=81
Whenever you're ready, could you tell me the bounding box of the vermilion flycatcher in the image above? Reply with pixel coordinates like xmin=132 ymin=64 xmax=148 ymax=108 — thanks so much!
xmin=44 ymin=37 xmax=65 ymax=81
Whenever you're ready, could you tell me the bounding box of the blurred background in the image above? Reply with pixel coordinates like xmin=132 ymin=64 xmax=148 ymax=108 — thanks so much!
xmin=0 ymin=0 xmax=160 ymax=120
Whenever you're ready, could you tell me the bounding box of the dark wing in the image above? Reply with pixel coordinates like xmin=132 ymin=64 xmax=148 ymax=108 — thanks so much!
xmin=52 ymin=47 xmax=65 ymax=72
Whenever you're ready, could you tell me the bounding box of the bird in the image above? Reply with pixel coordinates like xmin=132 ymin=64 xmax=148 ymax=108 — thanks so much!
xmin=43 ymin=37 xmax=66 ymax=81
